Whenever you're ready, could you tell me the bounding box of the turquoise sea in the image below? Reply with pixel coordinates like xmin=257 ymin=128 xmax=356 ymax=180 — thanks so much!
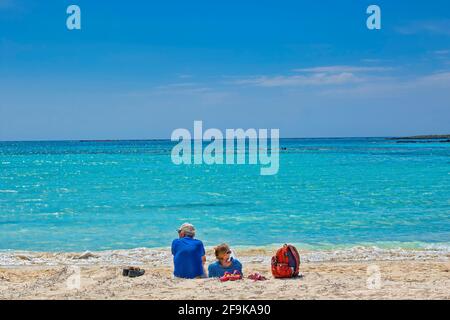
xmin=0 ymin=138 xmax=449 ymax=252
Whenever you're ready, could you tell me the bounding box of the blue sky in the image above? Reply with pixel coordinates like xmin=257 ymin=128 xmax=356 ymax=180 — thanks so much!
xmin=1 ymin=0 xmax=450 ymax=140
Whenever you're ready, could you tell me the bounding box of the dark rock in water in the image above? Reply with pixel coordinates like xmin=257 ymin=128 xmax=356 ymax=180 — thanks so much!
xmin=15 ymin=255 xmax=32 ymax=261
xmin=388 ymin=134 xmax=450 ymax=140
xmin=393 ymin=135 xmax=450 ymax=143
xmin=396 ymin=140 xmax=418 ymax=143
xmin=75 ymin=251 xmax=98 ymax=259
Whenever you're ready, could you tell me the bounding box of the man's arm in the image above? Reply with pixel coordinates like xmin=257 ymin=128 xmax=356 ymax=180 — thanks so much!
xmin=202 ymin=255 xmax=207 ymax=278
xmin=200 ymin=241 xmax=206 ymax=265
xmin=171 ymin=239 xmax=177 ymax=255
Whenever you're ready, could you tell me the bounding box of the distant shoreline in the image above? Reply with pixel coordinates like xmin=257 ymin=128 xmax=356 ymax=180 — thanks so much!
xmin=388 ymin=134 xmax=450 ymax=144
xmin=388 ymin=134 xmax=450 ymax=140
xmin=1 ymin=135 xmax=450 ymax=143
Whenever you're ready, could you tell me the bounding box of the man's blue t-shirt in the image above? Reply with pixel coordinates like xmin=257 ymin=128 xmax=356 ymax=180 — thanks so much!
xmin=208 ymin=258 xmax=243 ymax=278
xmin=171 ymin=237 xmax=205 ymax=279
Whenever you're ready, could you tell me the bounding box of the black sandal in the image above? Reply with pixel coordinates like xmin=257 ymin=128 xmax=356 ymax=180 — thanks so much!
xmin=123 ymin=267 xmax=145 ymax=278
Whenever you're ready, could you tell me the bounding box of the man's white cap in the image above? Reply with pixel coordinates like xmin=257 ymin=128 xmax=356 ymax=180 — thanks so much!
xmin=177 ymin=223 xmax=196 ymax=236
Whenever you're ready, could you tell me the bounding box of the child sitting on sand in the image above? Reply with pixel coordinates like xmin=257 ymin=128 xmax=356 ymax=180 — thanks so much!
xmin=208 ymin=243 xmax=243 ymax=278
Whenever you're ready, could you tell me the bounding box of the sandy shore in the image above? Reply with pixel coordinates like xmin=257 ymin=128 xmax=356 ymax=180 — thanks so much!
xmin=1 ymin=246 xmax=449 ymax=300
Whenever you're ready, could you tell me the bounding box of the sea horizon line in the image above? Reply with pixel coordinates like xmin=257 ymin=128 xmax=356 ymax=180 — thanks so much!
xmin=2 ymin=134 xmax=450 ymax=143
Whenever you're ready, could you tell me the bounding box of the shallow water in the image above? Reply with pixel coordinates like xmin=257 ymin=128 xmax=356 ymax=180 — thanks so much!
xmin=1 ymin=138 xmax=449 ymax=251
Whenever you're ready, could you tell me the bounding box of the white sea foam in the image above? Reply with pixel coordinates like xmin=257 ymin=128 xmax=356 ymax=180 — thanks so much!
xmin=0 ymin=190 xmax=18 ymax=193
xmin=204 ymin=192 xmax=224 ymax=197
xmin=301 ymin=246 xmax=450 ymax=263
xmin=0 ymin=246 xmax=448 ymax=267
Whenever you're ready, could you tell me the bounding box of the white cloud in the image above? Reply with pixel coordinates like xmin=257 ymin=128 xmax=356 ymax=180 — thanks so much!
xmin=235 ymin=72 xmax=361 ymax=87
xmin=433 ymin=50 xmax=450 ymax=56
xmin=123 ymin=67 xmax=450 ymax=103
xmin=233 ymin=65 xmax=392 ymax=88
xmin=293 ymin=65 xmax=392 ymax=73
xmin=415 ymin=71 xmax=450 ymax=86
xmin=176 ymin=74 xmax=194 ymax=79
xmin=396 ymin=20 xmax=450 ymax=36
xmin=122 ymin=82 xmax=230 ymax=106
xmin=318 ymin=71 xmax=450 ymax=98
xmin=152 ymin=82 xmax=214 ymax=95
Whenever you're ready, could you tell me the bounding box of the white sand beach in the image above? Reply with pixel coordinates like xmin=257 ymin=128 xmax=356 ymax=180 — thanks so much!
xmin=0 ymin=246 xmax=449 ymax=300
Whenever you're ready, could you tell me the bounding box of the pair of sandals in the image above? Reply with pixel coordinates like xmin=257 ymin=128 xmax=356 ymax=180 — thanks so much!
xmin=219 ymin=271 xmax=268 ymax=282
xmin=247 ymin=272 xmax=267 ymax=281
xmin=219 ymin=270 xmax=242 ymax=282
xmin=122 ymin=266 xmax=145 ymax=278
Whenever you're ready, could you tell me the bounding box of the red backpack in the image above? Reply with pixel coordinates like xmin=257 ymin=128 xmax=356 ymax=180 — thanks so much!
xmin=271 ymin=244 xmax=301 ymax=278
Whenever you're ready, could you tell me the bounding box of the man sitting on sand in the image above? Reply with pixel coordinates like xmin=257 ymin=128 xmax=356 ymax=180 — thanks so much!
xmin=171 ymin=223 xmax=206 ymax=279
xmin=208 ymin=243 xmax=243 ymax=278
